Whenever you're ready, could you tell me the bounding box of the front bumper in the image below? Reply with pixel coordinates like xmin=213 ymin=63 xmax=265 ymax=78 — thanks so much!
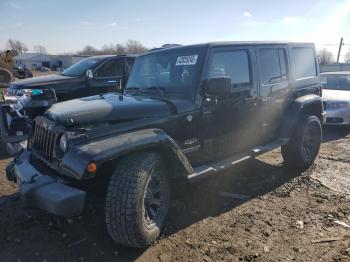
xmin=6 ymin=151 xmax=86 ymax=216
xmin=324 ymin=108 xmax=350 ymax=125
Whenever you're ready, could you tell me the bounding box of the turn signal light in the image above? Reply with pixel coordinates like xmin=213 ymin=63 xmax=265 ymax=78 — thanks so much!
xmin=86 ymin=162 xmax=97 ymax=173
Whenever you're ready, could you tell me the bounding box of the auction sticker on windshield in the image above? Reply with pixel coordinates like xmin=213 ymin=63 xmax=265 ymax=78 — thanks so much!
xmin=176 ymin=55 xmax=198 ymax=66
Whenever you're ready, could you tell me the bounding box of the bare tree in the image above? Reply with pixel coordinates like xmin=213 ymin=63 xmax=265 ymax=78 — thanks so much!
xmin=317 ymin=48 xmax=335 ymax=65
xmin=115 ymin=44 xmax=126 ymax=55
xmin=77 ymin=40 xmax=148 ymax=56
xmin=125 ymin=40 xmax=147 ymax=54
xmin=101 ymin=44 xmax=116 ymax=55
xmin=7 ymin=39 xmax=28 ymax=56
xmin=33 ymin=45 xmax=47 ymax=54
xmin=78 ymin=45 xmax=99 ymax=55
xmin=345 ymin=49 xmax=350 ymax=63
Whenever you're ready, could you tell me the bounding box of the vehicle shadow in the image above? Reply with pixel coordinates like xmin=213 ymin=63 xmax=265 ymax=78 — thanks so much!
xmin=322 ymin=125 xmax=350 ymax=143
xmin=164 ymin=158 xmax=301 ymax=237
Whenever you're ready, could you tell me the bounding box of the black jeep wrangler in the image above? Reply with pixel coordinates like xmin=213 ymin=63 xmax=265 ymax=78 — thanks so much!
xmin=6 ymin=42 xmax=324 ymax=248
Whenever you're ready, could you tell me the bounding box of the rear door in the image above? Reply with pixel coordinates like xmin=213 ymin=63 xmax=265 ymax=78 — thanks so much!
xmin=88 ymin=58 xmax=125 ymax=95
xmin=256 ymin=45 xmax=291 ymax=143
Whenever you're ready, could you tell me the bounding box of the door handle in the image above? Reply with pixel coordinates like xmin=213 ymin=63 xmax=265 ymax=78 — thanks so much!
xmin=244 ymin=97 xmax=257 ymax=104
xmin=280 ymin=89 xmax=290 ymax=93
xmin=260 ymin=97 xmax=272 ymax=103
xmin=108 ymin=80 xmax=117 ymax=83
xmin=244 ymin=97 xmax=256 ymax=101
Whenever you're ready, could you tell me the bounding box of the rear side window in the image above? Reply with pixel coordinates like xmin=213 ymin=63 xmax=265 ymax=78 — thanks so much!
xmin=259 ymin=48 xmax=288 ymax=85
xmin=207 ymin=50 xmax=251 ymax=89
xmin=291 ymin=47 xmax=317 ymax=79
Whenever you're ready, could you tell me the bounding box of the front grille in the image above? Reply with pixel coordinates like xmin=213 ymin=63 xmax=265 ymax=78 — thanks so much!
xmin=323 ymin=101 xmax=327 ymax=110
xmin=32 ymin=119 xmax=58 ymax=162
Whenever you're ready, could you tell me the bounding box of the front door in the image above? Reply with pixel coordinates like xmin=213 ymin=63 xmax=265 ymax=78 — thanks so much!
xmin=200 ymin=47 xmax=259 ymax=162
xmin=255 ymin=46 xmax=291 ymax=143
xmin=88 ymin=58 xmax=125 ymax=95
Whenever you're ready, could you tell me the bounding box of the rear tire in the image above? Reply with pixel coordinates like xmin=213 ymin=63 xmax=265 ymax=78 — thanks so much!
xmin=281 ymin=115 xmax=322 ymax=170
xmin=105 ymin=152 xmax=170 ymax=248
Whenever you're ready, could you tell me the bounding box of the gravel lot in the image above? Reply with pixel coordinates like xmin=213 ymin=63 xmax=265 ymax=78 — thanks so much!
xmin=0 ymin=126 xmax=350 ymax=262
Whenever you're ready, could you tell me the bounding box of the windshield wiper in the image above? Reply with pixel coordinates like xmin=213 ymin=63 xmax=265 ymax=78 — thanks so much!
xmin=125 ymin=86 xmax=167 ymax=97
xmin=148 ymin=95 xmax=177 ymax=114
xmin=124 ymin=87 xmax=141 ymax=95
xmin=145 ymin=86 xmax=166 ymax=98
xmin=124 ymin=86 xmax=177 ymax=113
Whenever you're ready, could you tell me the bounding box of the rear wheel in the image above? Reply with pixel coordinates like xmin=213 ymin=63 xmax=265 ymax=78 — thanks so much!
xmin=281 ymin=115 xmax=322 ymax=170
xmin=105 ymin=152 xmax=170 ymax=248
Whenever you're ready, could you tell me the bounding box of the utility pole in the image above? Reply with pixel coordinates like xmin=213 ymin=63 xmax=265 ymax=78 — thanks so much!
xmin=337 ymin=37 xmax=344 ymax=63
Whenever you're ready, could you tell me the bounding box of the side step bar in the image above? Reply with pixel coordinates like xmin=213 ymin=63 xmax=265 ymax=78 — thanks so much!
xmin=188 ymin=154 xmax=251 ymax=182
xmin=188 ymin=138 xmax=289 ymax=183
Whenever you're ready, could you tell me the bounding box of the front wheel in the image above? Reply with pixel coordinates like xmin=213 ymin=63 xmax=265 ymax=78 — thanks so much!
xmin=105 ymin=152 xmax=170 ymax=248
xmin=281 ymin=115 xmax=322 ymax=170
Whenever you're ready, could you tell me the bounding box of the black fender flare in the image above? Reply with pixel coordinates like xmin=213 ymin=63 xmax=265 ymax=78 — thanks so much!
xmin=281 ymin=94 xmax=323 ymax=138
xmin=60 ymin=128 xmax=194 ymax=179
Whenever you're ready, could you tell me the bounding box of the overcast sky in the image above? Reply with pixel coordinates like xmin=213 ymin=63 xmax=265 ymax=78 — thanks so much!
xmin=1 ymin=0 xmax=350 ymax=59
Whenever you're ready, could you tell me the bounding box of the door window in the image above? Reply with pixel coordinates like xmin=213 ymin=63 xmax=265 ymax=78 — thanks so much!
xmin=95 ymin=59 xmax=124 ymax=78
xmin=259 ymin=48 xmax=288 ymax=85
xmin=207 ymin=50 xmax=251 ymax=89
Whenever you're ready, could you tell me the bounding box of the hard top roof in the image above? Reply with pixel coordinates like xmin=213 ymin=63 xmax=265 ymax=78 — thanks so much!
xmin=146 ymin=41 xmax=315 ymax=54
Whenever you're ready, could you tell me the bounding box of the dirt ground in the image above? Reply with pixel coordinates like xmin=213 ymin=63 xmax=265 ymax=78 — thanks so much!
xmin=0 ymin=126 xmax=349 ymax=262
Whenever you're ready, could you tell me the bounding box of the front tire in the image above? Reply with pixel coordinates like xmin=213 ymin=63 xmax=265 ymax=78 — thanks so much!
xmin=281 ymin=115 xmax=322 ymax=170
xmin=105 ymin=152 xmax=170 ymax=248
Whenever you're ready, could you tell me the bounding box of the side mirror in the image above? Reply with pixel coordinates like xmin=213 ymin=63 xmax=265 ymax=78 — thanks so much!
xmin=86 ymin=69 xmax=93 ymax=79
xmin=204 ymin=77 xmax=231 ymax=95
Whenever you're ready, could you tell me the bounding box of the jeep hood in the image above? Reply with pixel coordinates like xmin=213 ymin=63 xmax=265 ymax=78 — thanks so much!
xmin=11 ymin=74 xmax=76 ymax=88
xmin=46 ymin=93 xmax=175 ymax=126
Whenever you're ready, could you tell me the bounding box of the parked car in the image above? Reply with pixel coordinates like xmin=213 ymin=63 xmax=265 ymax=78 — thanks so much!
xmin=321 ymin=71 xmax=350 ymax=125
xmin=7 ymin=54 xmax=136 ymax=100
xmin=6 ymin=41 xmax=323 ymax=248
xmin=1 ymin=55 xmax=136 ymax=155
xmin=0 ymin=89 xmax=57 ymax=155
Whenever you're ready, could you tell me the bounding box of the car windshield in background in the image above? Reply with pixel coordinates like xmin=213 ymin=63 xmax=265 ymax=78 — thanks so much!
xmin=321 ymin=75 xmax=350 ymax=90
xmin=126 ymin=47 xmax=204 ymax=92
xmin=62 ymin=58 xmax=99 ymax=77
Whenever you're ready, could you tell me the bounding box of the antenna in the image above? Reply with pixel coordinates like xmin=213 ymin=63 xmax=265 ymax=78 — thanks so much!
xmin=337 ymin=37 xmax=344 ymax=63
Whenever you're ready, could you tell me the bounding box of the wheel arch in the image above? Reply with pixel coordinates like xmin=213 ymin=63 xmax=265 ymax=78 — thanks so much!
xmin=63 ymin=128 xmax=194 ymax=180
xmin=281 ymin=94 xmax=323 ymax=138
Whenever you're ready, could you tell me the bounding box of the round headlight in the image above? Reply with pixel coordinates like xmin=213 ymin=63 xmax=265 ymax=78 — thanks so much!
xmin=59 ymin=134 xmax=68 ymax=153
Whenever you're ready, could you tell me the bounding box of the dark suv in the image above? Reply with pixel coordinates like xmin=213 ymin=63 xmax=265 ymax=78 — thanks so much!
xmin=6 ymin=42 xmax=324 ymax=248
xmin=6 ymin=55 xmax=136 ymax=100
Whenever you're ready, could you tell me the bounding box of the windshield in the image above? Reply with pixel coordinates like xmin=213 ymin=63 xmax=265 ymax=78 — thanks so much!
xmin=321 ymin=75 xmax=350 ymax=90
xmin=126 ymin=47 xmax=204 ymax=94
xmin=62 ymin=57 xmax=99 ymax=77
